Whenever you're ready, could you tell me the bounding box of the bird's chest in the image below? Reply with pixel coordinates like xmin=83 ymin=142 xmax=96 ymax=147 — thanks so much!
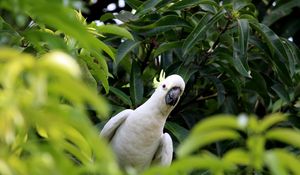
xmin=111 ymin=114 xmax=165 ymax=169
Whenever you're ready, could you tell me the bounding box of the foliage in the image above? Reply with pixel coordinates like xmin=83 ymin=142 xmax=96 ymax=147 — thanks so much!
xmin=143 ymin=113 xmax=300 ymax=175
xmin=0 ymin=48 xmax=121 ymax=174
xmin=102 ymin=0 xmax=300 ymax=146
xmin=1 ymin=0 xmax=300 ymax=175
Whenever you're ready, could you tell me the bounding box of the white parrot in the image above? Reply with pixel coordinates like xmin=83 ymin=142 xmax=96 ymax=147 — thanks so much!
xmin=100 ymin=74 xmax=185 ymax=172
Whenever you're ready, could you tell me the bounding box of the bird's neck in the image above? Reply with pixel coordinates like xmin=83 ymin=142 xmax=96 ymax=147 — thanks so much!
xmin=145 ymin=94 xmax=173 ymax=117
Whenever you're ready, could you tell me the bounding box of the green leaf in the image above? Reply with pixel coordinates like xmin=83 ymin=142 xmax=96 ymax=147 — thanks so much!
xmin=96 ymin=25 xmax=133 ymax=40
xmin=237 ymin=19 xmax=249 ymax=58
xmin=247 ymin=135 xmax=265 ymax=170
xmin=153 ymin=41 xmax=183 ymax=57
xmin=266 ymin=128 xmax=300 ymax=148
xmin=143 ymin=154 xmax=234 ymax=175
xmin=207 ymin=76 xmax=226 ymax=107
xmin=116 ymin=40 xmax=141 ymax=66
xmin=24 ymin=29 xmax=68 ymax=51
xmin=265 ymin=150 xmax=288 ymax=175
xmin=30 ymin=4 xmax=115 ymax=59
xmin=81 ymin=52 xmax=110 ymax=93
xmin=182 ymin=9 xmax=225 ymax=56
xmin=258 ymin=113 xmax=287 ymax=132
xmin=177 ymin=63 xmax=197 ymax=83
xmin=109 ymin=87 xmax=132 ymax=107
xmin=192 ymin=115 xmax=241 ymax=133
xmin=262 ymin=0 xmax=300 ymax=26
xmin=130 ymin=60 xmax=144 ymax=107
xmin=271 ymin=84 xmax=290 ymax=102
xmin=223 ymin=149 xmax=250 ymax=165
xmin=232 ymin=19 xmax=251 ymax=78
xmin=282 ymin=38 xmax=297 ymax=77
xmin=128 ymin=15 xmax=191 ymax=35
xmin=269 ymin=149 xmax=300 ymax=175
xmin=165 ymin=121 xmax=189 ymax=143
xmin=125 ymin=0 xmax=143 ymax=9
xmin=250 ymin=22 xmax=293 ymax=84
xmin=177 ymin=129 xmax=240 ymax=157
xmin=115 ymin=10 xmax=139 ymax=22
xmin=136 ymin=0 xmax=162 ymax=16
xmin=169 ymin=0 xmax=218 ymax=10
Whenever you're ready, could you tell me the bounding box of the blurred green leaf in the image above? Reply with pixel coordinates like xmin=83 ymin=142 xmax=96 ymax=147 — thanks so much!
xmin=223 ymin=149 xmax=250 ymax=165
xmin=30 ymin=4 xmax=115 ymax=59
xmin=177 ymin=129 xmax=240 ymax=157
xmin=96 ymin=24 xmax=133 ymax=40
xmin=258 ymin=113 xmax=287 ymax=132
xmin=266 ymin=128 xmax=300 ymax=148
xmin=192 ymin=115 xmax=241 ymax=133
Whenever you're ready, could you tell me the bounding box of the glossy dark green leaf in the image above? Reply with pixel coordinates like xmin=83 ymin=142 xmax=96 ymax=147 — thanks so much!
xmin=165 ymin=121 xmax=189 ymax=143
xmin=125 ymin=0 xmax=143 ymax=9
xmin=207 ymin=76 xmax=226 ymax=107
xmin=250 ymin=22 xmax=293 ymax=85
xmin=245 ymin=71 xmax=269 ymax=104
xmin=116 ymin=40 xmax=141 ymax=66
xmin=110 ymin=87 xmax=132 ymax=107
xmin=169 ymin=0 xmax=218 ymax=10
xmin=115 ymin=11 xmax=139 ymax=22
xmin=130 ymin=60 xmax=144 ymax=107
xmin=233 ymin=1 xmax=253 ymax=11
xmin=136 ymin=0 xmax=162 ymax=16
xmin=182 ymin=9 xmax=225 ymax=56
xmin=262 ymin=0 xmax=300 ymax=26
xmin=271 ymin=84 xmax=290 ymax=102
xmin=177 ymin=64 xmax=197 ymax=83
xmin=232 ymin=19 xmax=251 ymax=78
xmin=154 ymin=41 xmax=183 ymax=57
xmin=128 ymin=15 xmax=191 ymax=33
xmin=282 ymin=39 xmax=297 ymax=76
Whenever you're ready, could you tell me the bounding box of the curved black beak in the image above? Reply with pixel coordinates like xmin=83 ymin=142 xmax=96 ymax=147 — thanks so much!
xmin=165 ymin=87 xmax=182 ymax=106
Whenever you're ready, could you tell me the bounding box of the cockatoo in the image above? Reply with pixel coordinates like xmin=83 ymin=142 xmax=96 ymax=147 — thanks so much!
xmin=100 ymin=74 xmax=185 ymax=172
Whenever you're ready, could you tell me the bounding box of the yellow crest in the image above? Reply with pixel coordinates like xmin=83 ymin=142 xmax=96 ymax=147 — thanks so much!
xmin=153 ymin=70 xmax=166 ymax=88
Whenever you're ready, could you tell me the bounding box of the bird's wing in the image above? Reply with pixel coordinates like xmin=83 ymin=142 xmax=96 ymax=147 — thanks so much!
xmin=100 ymin=109 xmax=133 ymax=141
xmin=152 ymin=133 xmax=173 ymax=166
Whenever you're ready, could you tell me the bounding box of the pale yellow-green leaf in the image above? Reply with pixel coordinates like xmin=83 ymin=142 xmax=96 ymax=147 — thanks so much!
xmin=223 ymin=149 xmax=250 ymax=165
xmin=258 ymin=113 xmax=287 ymax=132
xmin=177 ymin=129 xmax=240 ymax=157
xmin=266 ymin=128 xmax=300 ymax=148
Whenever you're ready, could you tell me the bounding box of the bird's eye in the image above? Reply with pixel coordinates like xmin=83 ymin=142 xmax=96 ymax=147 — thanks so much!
xmin=162 ymin=84 xmax=166 ymax=89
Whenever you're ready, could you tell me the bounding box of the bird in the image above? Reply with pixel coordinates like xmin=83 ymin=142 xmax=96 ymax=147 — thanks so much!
xmin=100 ymin=74 xmax=185 ymax=172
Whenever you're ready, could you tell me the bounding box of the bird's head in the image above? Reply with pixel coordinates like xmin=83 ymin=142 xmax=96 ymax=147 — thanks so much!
xmin=151 ymin=74 xmax=185 ymax=114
